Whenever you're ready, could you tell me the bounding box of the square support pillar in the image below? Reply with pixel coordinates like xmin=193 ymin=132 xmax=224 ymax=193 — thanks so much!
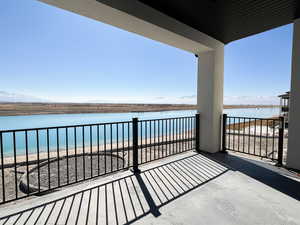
xmin=287 ymin=18 xmax=300 ymax=170
xmin=197 ymin=46 xmax=224 ymax=153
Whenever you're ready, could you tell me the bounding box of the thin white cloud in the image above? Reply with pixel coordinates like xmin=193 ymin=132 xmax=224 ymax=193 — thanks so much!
xmin=224 ymin=96 xmax=279 ymax=105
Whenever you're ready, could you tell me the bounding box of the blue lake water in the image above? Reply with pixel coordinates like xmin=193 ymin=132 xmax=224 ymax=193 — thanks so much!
xmin=0 ymin=107 xmax=279 ymax=130
xmin=0 ymin=107 xmax=280 ymax=156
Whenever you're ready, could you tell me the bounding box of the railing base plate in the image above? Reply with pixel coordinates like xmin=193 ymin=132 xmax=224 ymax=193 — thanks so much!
xmin=131 ymin=168 xmax=141 ymax=174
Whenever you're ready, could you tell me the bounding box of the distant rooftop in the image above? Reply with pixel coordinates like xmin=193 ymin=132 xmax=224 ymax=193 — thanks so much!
xmin=278 ymin=91 xmax=290 ymax=99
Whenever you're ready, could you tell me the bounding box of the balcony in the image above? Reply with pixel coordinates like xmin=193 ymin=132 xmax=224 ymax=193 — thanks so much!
xmin=0 ymin=115 xmax=299 ymax=224
xmin=2 ymin=0 xmax=300 ymax=224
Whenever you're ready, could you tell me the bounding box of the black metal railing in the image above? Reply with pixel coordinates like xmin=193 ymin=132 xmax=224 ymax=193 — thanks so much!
xmin=0 ymin=115 xmax=198 ymax=204
xmin=222 ymin=114 xmax=284 ymax=164
xmin=137 ymin=116 xmax=196 ymax=165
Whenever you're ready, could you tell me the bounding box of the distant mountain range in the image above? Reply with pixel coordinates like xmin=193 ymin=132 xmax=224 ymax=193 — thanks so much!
xmin=0 ymin=90 xmax=280 ymax=105
xmin=0 ymin=91 xmax=45 ymax=103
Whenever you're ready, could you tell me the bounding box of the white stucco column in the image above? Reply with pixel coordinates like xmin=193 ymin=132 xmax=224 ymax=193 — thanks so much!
xmin=197 ymin=46 xmax=224 ymax=153
xmin=286 ymin=18 xmax=300 ymax=170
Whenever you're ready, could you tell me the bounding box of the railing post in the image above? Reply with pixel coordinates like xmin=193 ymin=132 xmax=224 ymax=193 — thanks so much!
xmin=131 ymin=117 xmax=141 ymax=173
xmin=221 ymin=114 xmax=228 ymax=153
xmin=277 ymin=116 xmax=284 ymax=166
xmin=195 ymin=113 xmax=200 ymax=152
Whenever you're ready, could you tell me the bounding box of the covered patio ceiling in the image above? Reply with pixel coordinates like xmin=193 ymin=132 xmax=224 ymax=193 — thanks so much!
xmin=135 ymin=0 xmax=300 ymax=43
xmin=39 ymin=0 xmax=300 ymax=52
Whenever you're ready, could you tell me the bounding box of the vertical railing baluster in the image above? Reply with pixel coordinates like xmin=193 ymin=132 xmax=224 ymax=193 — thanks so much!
xmin=82 ymin=126 xmax=85 ymax=180
xmin=12 ymin=132 xmax=18 ymax=199
xmin=248 ymin=119 xmax=251 ymax=154
xmin=260 ymin=119 xmax=263 ymax=157
xmin=180 ymin=118 xmax=183 ymax=152
xmin=150 ymin=121 xmax=152 ymax=161
xmin=162 ymin=119 xmax=164 ymax=156
xmin=188 ymin=117 xmax=191 ymax=149
xmin=122 ymin=123 xmax=125 ymax=169
xmin=164 ymin=120 xmax=167 ymax=155
xmin=154 ymin=120 xmax=156 ymax=159
xmin=127 ymin=123 xmax=130 ymax=167
xmin=176 ymin=118 xmax=179 ymax=153
xmin=167 ymin=119 xmax=169 ymax=155
xmin=228 ymin=117 xmax=231 ymax=150
xmin=189 ymin=117 xmax=191 ymax=149
xmin=163 ymin=120 xmax=165 ymax=156
xmin=56 ymin=128 xmax=60 ymax=187
xmin=116 ymin=124 xmax=119 ymax=170
xmin=0 ymin=132 xmax=5 ymax=203
xmin=169 ymin=119 xmax=171 ymax=154
xmin=74 ymin=127 xmax=78 ymax=182
xmin=185 ymin=117 xmax=187 ymax=151
xmin=180 ymin=118 xmax=182 ymax=152
xmin=233 ymin=118 xmax=236 ymax=151
xmin=140 ymin=121 xmax=143 ymax=164
xmin=183 ymin=118 xmax=185 ymax=151
xmin=190 ymin=118 xmax=196 ymax=149
xmin=97 ymin=125 xmax=100 ymax=176
xmin=266 ymin=120 xmax=269 ymax=158
xmin=47 ymin=129 xmax=51 ymax=189
xmin=104 ymin=124 xmax=107 ymax=174
xmin=169 ymin=119 xmax=172 ymax=154
xmin=158 ymin=120 xmax=160 ymax=158
xmin=183 ymin=118 xmax=187 ymax=151
xmin=145 ymin=121 xmax=148 ymax=162
xmin=66 ymin=128 xmax=69 ymax=184
xmin=238 ymin=118 xmax=240 ymax=152
xmin=192 ymin=117 xmax=194 ymax=149
xmin=25 ymin=131 xmax=29 ymax=195
xmin=90 ymin=126 xmax=93 ymax=178
xmin=254 ymin=119 xmax=257 ymax=155
xmin=243 ymin=118 xmax=245 ymax=153
xmin=36 ymin=130 xmax=40 ymax=192
xmin=272 ymin=119 xmax=275 ymax=160
xmin=170 ymin=119 xmax=175 ymax=155
xmin=161 ymin=119 xmax=163 ymax=156
xmin=110 ymin=124 xmax=113 ymax=173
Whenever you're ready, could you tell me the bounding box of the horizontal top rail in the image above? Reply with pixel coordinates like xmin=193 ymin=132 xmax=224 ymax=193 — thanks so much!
xmin=139 ymin=116 xmax=195 ymax=122
xmin=0 ymin=120 xmax=133 ymax=133
xmin=226 ymin=116 xmax=279 ymax=120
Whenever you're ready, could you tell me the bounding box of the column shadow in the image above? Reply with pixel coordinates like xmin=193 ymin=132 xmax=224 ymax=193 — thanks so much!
xmin=203 ymin=152 xmax=300 ymax=201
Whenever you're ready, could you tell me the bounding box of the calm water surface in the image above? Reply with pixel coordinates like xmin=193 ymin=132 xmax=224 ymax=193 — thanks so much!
xmin=0 ymin=107 xmax=279 ymax=130
xmin=0 ymin=107 xmax=280 ymax=156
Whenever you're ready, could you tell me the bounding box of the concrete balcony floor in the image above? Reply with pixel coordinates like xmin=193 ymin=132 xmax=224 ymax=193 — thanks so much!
xmin=0 ymin=151 xmax=300 ymax=225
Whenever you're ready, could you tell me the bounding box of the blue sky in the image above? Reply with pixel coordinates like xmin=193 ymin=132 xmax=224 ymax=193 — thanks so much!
xmin=0 ymin=0 xmax=293 ymax=104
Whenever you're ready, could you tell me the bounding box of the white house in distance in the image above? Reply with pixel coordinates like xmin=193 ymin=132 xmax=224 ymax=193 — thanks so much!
xmin=38 ymin=0 xmax=300 ymax=170
xmin=279 ymin=91 xmax=290 ymax=126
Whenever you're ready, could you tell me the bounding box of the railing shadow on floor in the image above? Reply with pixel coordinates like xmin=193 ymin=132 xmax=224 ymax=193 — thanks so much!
xmin=203 ymin=152 xmax=300 ymax=201
xmin=0 ymin=153 xmax=228 ymax=225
